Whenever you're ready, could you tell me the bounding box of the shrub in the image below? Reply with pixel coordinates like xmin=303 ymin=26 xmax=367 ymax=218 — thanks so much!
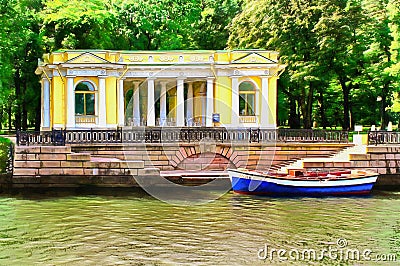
xmin=0 ymin=137 xmax=12 ymax=173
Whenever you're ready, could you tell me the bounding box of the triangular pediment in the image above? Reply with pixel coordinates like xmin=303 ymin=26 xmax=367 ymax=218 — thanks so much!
xmin=233 ymin=52 xmax=277 ymax=64
xmin=66 ymin=52 xmax=110 ymax=64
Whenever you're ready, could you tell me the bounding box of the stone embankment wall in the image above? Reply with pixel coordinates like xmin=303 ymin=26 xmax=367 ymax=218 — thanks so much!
xmin=13 ymin=146 xmax=154 ymax=188
xmin=300 ymin=145 xmax=400 ymax=187
xmin=12 ymin=143 xmax=351 ymax=187
xmin=351 ymin=146 xmax=400 ymax=187
xmin=350 ymin=146 xmax=400 ymax=174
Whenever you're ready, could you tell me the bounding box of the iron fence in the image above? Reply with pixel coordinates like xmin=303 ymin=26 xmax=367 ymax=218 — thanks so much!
xmin=16 ymin=128 xmax=349 ymax=146
xmin=6 ymin=142 xmax=14 ymax=174
xmin=368 ymin=131 xmax=400 ymax=145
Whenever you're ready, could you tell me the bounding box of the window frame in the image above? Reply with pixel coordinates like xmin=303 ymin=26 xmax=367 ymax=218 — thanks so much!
xmin=74 ymin=81 xmax=97 ymax=117
xmin=239 ymin=81 xmax=257 ymax=116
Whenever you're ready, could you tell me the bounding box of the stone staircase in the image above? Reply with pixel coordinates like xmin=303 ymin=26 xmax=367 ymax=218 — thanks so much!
xmin=269 ymin=158 xmax=300 ymax=171
xmin=278 ymin=145 xmax=367 ymax=172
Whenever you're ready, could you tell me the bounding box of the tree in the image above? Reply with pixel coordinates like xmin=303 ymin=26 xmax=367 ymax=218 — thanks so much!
xmin=229 ymin=0 xmax=324 ymax=128
xmin=229 ymin=0 xmax=400 ymax=129
xmin=0 ymin=0 xmax=42 ymax=131
xmin=40 ymin=0 xmax=117 ymax=50
xmin=192 ymin=0 xmax=243 ymax=49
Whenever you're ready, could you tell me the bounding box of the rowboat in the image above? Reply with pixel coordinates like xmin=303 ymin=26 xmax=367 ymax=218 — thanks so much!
xmin=227 ymin=168 xmax=378 ymax=196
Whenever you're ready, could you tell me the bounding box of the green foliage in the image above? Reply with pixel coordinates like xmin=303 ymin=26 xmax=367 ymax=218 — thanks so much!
xmin=192 ymin=0 xmax=242 ymax=49
xmin=0 ymin=0 xmax=42 ymax=130
xmin=229 ymin=0 xmax=400 ymax=129
xmin=39 ymin=0 xmax=241 ymax=50
xmin=0 ymin=137 xmax=11 ymax=173
xmin=0 ymin=0 xmax=241 ymax=130
xmin=40 ymin=0 xmax=118 ymax=49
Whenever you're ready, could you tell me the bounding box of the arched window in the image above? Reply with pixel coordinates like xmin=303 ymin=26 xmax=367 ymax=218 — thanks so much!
xmin=239 ymin=81 xmax=255 ymax=116
xmin=75 ymin=81 xmax=95 ymax=116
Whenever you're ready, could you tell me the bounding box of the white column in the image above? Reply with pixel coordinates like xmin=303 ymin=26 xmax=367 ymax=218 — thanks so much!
xmin=118 ymin=79 xmax=125 ymax=126
xmin=231 ymin=76 xmax=240 ymax=127
xmin=176 ymin=78 xmax=185 ymax=126
xmin=147 ymin=78 xmax=156 ymax=126
xmin=40 ymin=79 xmax=44 ymax=129
xmin=98 ymin=76 xmax=107 ymax=127
xmin=133 ymin=82 xmax=141 ymax=126
xmin=66 ymin=75 xmax=75 ymax=128
xmin=186 ymin=82 xmax=193 ymax=126
xmin=200 ymin=83 xmax=206 ymax=126
xmin=260 ymin=76 xmax=270 ymax=128
xmin=205 ymin=77 xmax=214 ymax=127
xmin=160 ymin=81 xmax=168 ymax=126
xmin=43 ymin=78 xmax=51 ymax=128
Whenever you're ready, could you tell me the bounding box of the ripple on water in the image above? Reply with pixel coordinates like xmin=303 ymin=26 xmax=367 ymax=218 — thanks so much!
xmin=0 ymin=190 xmax=398 ymax=265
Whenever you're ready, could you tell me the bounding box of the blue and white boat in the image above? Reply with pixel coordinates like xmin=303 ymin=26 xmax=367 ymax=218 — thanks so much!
xmin=228 ymin=168 xmax=378 ymax=196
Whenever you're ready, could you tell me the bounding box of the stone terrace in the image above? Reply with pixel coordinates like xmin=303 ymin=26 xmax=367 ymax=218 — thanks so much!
xmin=12 ymin=143 xmax=351 ymax=187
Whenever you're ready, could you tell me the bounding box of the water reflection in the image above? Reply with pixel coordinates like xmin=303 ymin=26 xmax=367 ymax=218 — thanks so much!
xmin=0 ymin=189 xmax=399 ymax=265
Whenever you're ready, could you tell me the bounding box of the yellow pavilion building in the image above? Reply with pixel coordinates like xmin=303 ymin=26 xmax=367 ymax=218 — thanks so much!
xmin=35 ymin=50 xmax=285 ymax=130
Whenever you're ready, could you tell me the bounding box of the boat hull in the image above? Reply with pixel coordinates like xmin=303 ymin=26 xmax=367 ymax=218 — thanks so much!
xmin=228 ymin=170 xmax=378 ymax=196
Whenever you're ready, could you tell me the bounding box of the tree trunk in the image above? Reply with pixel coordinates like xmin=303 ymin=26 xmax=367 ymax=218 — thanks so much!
xmin=14 ymin=68 xmax=22 ymax=131
xmin=305 ymin=82 xmax=314 ymax=129
xmin=7 ymin=102 xmax=12 ymax=132
xmin=22 ymin=81 xmax=28 ymax=130
xmin=339 ymin=78 xmax=351 ymax=130
xmin=35 ymin=97 xmax=41 ymax=131
xmin=300 ymin=84 xmax=314 ymax=129
xmin=0 ymin=106 xmax=3 ymax=131
xmin=288 ymin=98 xmax=300 ymax=129
xmin=318 ymin=88 xmax=328 ymax=129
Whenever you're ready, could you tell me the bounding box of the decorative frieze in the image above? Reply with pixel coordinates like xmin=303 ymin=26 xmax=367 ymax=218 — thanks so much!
xmin=54 ymin=67 xmax=272 ymax=78
xmin=122 ymin=70 xmax=213 ymax=78
xmin=127 ymin=55 xmax=144 ymax=62
xmin=66 ymin=69 xmax=107 ymax=76
xmin=216 ymin=69 xmax=273 ymax=77
xmin=159 ymin=55 xmax=175 ymax=62
xmin=189 ymin=55 xmax=206 ymax=62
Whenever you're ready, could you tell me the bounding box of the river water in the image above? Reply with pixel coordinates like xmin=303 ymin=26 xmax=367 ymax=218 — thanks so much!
xmin=0 ymin=189 xmax=399 ymax=265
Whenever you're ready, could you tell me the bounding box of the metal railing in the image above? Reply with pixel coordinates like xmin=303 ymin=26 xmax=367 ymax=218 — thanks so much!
xmin=16 ymin=129 xmax=66 ymax=146
xmin=239 ymin=116 xmax=257 ymax=123
xmin=368 ymin=131 xmax=400 ymax=145
xmin=6 ymin=142 xmax=14 ymax=174
xmin=277 ymin=129 xmax=348 ymax=143
xmin=16 ymin=128 xmax=349 ymax=146
xmin=75 ymin=115 xmax=97 ymax=124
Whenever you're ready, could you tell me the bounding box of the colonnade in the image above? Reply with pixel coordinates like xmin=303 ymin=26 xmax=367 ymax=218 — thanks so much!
xmin=118 ymin=78 xmax=215 ymax=127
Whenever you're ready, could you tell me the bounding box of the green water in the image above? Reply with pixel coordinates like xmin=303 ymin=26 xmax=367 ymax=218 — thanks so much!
xmin=0 ymin=189 xmax=399 ymax=265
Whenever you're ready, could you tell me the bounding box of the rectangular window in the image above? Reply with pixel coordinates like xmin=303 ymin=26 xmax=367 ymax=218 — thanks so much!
xmin=247 ymin=94 xmax=255 ymax=115
xmin=239 ymin=94 xmax=255 ymax=116
xmin=85 ymin=94 xmax=95 ymax=115
xmin=239 ymin=94 xmax=246 ymax=115
xmin=75 ymin=94 xmax=85 ymax=115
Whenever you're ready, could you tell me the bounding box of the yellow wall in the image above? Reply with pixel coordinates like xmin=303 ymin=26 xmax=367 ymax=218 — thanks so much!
xmin=269 ymin=77 xmax=278 ymax=125
xmin=215 ymin=76 xmax=232 ymax=125
xmin=52 ymin=76 xmax=65 ymax=126
xmin=193 ymin=84 xmax=202 ymax=123
xmin=106 ymin=77 xmax=117 ymax=125
xmin=168 ymin=87 xmax=176 ymax=119
xmin=215 ymin=52 xmax=229 ymax=64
